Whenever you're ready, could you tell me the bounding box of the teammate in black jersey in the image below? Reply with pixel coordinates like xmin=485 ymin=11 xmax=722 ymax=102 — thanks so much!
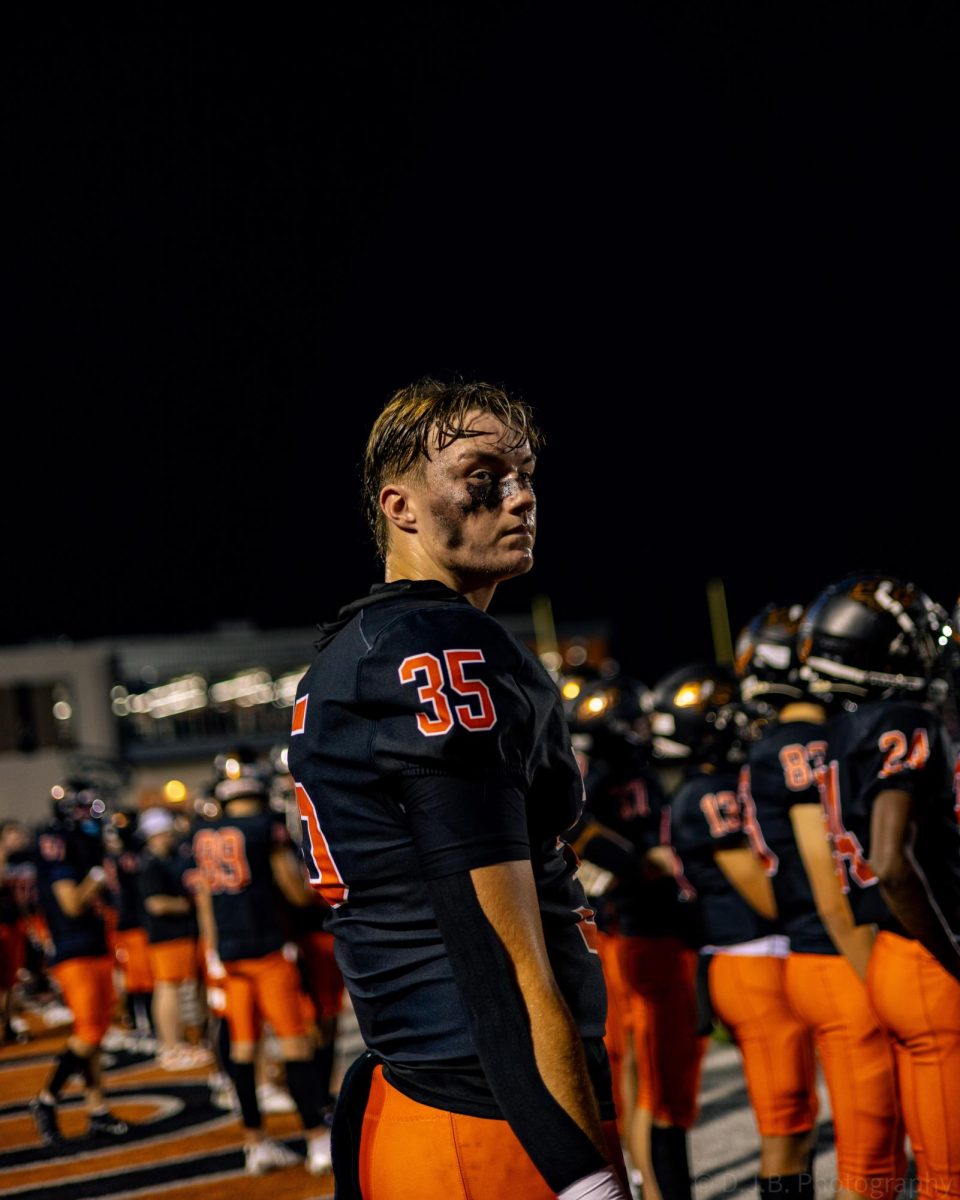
xmin=568 ymin=675 xmax=704 ymax=1200
xmin=653 ymin=664 xmax=818 ymax=1200
xmin=103 ymin=814 xmax=155 ymax=1049
xmin=268 ymin=744 xmax=345 ymax=1117
xmin=193 ymin=764 xmax=332 ymax=1176
xmin=799 ymin=574 xmax=960 ymax=1200
xmin=137 ymin=806 xmax=211 ymax=1070
xmin=30 ymin=783 xmax=130 ymax=1147
xmin=736 ymin=604 xmax=904 ymax=1200
xmin=288 ymin=378 xmax=629 ymax=1200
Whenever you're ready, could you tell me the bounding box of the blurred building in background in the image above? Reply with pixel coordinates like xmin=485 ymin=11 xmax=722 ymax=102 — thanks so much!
xmin=0 ymin=611 xmax=611 ymax=823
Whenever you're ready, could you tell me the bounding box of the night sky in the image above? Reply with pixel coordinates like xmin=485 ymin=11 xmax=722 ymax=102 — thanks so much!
xmin=5 ymin=5 xmax=957 ymax=685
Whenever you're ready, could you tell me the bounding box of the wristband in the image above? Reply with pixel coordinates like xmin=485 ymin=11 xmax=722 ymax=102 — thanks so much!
xmin=205 ymin=949 xmax=227 ymax=981
xmin=557 ymin=1166 xmax=630 ymax=1200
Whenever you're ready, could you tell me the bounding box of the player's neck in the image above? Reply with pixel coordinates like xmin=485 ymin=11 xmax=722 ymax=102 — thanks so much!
xmin=778 ymin=702 xmax=826 ymax=724
xmin=383 ymin=551 xmax=497 ymax=611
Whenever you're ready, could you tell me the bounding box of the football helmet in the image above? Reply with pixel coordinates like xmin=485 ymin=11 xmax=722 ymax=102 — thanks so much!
xmin=644 ymin=663 xmax=741 ymax=763
xmin=557 ymin=667 xmax=602 ymax=722
xmin=734 ymin=603 xmax=807 ymax=711
xmin=566 ymin=674 xmax=651 ymax=763
xmin=212 ymin=751 xmax=270 ymax=805
xmin=50 ymin=779 xmax=106 ymax=828
xmin=797 ymin=574 xmax=947 ymax=704
xmin=47 ymin=779 xmax=105 ymax=872
xmin=938 ymin=594 xmax=960 ymax=735
xmin=568 ymin=675 xmax=649 ymax=737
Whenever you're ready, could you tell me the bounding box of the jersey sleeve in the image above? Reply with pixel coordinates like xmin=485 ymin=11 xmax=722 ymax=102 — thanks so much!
xmin=674 ymin=782 xmax=746 ymax=855
xmin=137 ymin=857 xmax=167 ymax=900
xmin=269 ymin=812 xmax=293 ymax=849
xmin=364 ymin=606 xmax=534 ymax=879
xmin=36 ymin=832 xmax=78 ymax=885
xmin=863 ymin=704 xmax=952 ymax=808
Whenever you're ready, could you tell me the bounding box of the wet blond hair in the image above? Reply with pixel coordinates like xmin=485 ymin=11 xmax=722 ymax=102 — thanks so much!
xmin=362 ymin=377 xmax=542 ymax=557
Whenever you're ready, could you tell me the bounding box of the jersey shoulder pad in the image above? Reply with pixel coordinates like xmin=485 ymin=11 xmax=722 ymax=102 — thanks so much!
xmin=363 ymin=604 xmax=531 ymax=773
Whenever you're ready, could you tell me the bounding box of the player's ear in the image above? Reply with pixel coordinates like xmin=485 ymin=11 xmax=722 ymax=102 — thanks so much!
xmin=380 ymin=482 xmax=418 ymax=536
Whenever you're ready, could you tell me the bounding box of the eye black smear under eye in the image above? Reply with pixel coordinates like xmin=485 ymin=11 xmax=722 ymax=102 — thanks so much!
xmin=462 ymin=479 xmax=500 ymax=513
xmin=461 ymin=473 xmax=534 ymax=514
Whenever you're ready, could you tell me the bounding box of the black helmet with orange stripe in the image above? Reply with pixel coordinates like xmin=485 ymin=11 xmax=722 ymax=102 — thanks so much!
xmin=734 ymin=603 xmax=808 ymax=713
xmin=797 ymin=573 xmax=948 ymax=705
xmin=211 ymin=749 xmax=270 ymax=806
xmin=645 ymin=663 xmax=741 ymax=764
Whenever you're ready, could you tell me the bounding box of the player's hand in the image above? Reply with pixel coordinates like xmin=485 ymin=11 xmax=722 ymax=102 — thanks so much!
xmin=87 ymin=866 xmax=106 ymax=886
xmin=206 ymin=986 xmax=227 ymax=1016
xmin=558 ymin=1166 xmax=630 ymax=1199
xmin=204 ymin=949 xmax=227 ymax=981
xmin=576 ymin=860 xmax=617 ymax=898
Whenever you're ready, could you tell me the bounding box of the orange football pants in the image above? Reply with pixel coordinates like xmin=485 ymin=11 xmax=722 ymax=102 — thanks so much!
xmin=223 ymin=950 xmax=309 ymax=1045
xmin=785 ymin=952 xmax=904 ymax=1198
xmin=50 ymin=955 xmax=114 ymax=1045
xmin=359 ymin=1064 xmax=627 ymax=1200
xmin=867 ymin=931 xmax=960 ymax=1199
xmin=148 ymin=937 xmax=200 ymax=984
xmin=616 ymin=934 xmax=705 ymax=1128
xmin=296 ymin=930 xmax=345 ymax=1021
xmin=597 ymin=930 xmax=630 ymax=1130
xmin=709 ymin=953 xmax=818 ymax=1136
xmin=113 ymin=927 xmax=154 ymax=994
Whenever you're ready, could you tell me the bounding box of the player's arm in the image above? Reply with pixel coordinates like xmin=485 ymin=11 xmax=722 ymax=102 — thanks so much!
xmin=643 ymin=845 xmax=678 ymax=878
xmin=142 ymin=893 xmax=192 ymax=916
xmin=714 ymin=847 xmax=778 ymax=920
xmin=189 ymin=874 xmax=227 ymax=986
xmin=569 ymin=819 xmax=657 ymax=888
xmin=425 ymin=858 xmax=624 ymax=1198
xmin=791 ymin=804 xmax=873 ymax=978
xmin=192 ymin=879 xmax=217 ymax=952
xmin=869 ymin=788 xmax=960 ymax=981
xmin=473 ymin=860 xmax=605 ymax=1147
xmin=270 ymin=845 xmax=311 ymax=907
xmin=52 ymin=870 xmax=105 ymax=918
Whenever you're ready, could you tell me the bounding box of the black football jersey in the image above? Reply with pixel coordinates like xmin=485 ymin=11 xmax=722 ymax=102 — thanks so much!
xmin=670 ymin=769 xmax=779 ymax=948
xmin=743 ymin=721 xmax=836 ymax=954
xmin=2 ymin=852 xmax=37 ymax=917
xmin=579 ymin=746 xmax=692 ymax=939
xmin=35 ymin=830 xmax=107 ymax=965
xmin=825 ymin=700 xmax=960 ymax=935
xmin=103 ymin=848 xmax=146 ymax=931
xmin=138 ymin=849 xmax=199 ymax=944
xmin=192 ymin=810 xmax=292 ymax=962
xmin=288 ymin=580 xmax=606 ymax=1064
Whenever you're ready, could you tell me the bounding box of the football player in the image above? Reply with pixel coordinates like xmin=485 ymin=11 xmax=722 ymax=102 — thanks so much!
xmin=735 ymin=604 xmax=904 ymax=1200
xmin=192 ymin=763 xmax=332 ymax=1177
xmin=568 ymin=675 xmax=705 ymax=1200
xmin=0 ymin=820 xmax=31 ymax=1044
xmin=268 ymin=744 xmax=345 ymax=1118
xmin=798 ymin=574 xmax=960 ymax=1200
xmin=102 ymin=813 xmax=155 ymax=1050
xmin=288 ymin=379 xmax=629 ymax=1199
xmin=29 ymin=782 xmax=129 ymax=1147
xmin=137 ymin=807 xmax=212 ymax=1070
xmin=652 ymin=664 xmax=818 ymax=1200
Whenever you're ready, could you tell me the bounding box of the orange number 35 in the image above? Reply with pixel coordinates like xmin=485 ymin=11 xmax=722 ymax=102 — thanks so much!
xmin=398 ymin=650 xmax=498 ymax=737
